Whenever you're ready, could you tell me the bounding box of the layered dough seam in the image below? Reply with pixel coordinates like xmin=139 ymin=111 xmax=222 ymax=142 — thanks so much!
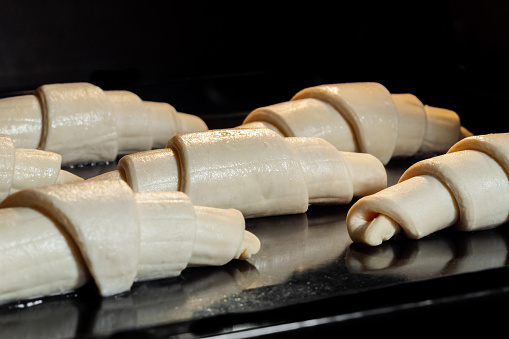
xmin=0 ymin=82 xmax=208 ymax=165
xmin=0 ymin=179 xmax=260 ymax=305
xmin=347 ymin=133 xmax=509 ymax=246
xmin=241 ymin=82 xmax=472 ymax=165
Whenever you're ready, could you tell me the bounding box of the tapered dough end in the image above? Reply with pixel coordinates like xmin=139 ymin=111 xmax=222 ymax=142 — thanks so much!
xmin=420 ymin=105 xmax=462 ymax=154
xmin=285 ymin=136 xmax=355 ymax=204
xmin=347 ymin=175 xmax=460 ymax=245
xmin=177 ymin=112 xmax=208 ymax=134
xmin=285 ymin=136 xmax=385 ymax=203
xmin=235 ymin=230 xmax=262 ymax=260
xmin=460 ymin=126 xmax=474 ymax=139
xmin=347 ymin=211 xmax=400 ymax=246
xmin=341 ymin=151 xmax=387 ymax=197
xmin=189 ymin=206 xmax=250 ymax=267
xmin=143 ymin=101 xmax=182 ymax=149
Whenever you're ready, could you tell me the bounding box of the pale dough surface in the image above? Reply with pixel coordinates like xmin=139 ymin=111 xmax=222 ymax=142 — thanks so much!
xmin=0 ymin=134 xmax=82 ymax=202
xmin=167 ymin=128 xmax=310 ymax=218
xmin=1 ymin=179 xmax=140 ymax=296
xmin=36 ymin=83 xmax=118 ymax=165
xmin=347 ymin=133 xmax=509 ymax=246
xmin=242 ymin=82 xmax=470 ymax=165
xmin=0 ymin=82 xmax=209 ymax=165
xmin=0 ymin=95 xmax=42 ymax=149
xmin=0 ymin=179 xmax=259 ymax=304
xmin=106 ymin=90 xmax=152 ymax=154
xmin=91 ymin=128 xmax=387 ymax=219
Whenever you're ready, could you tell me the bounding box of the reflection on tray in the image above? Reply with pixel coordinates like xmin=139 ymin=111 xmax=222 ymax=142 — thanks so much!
xmin=0 ymin=262 xmax=258 ymax=338
xmin=0 ymin=205 xmax=352 ymax=338
xmin=346 ymin=226 xmax=509 ymax=279
xmin=246 ymin=205 xmax=351 ymax=288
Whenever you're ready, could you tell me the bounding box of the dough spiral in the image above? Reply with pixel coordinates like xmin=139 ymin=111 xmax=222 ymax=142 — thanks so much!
xmin=242 ymin=82 xmax=471 ymax=165
xmin=0 ymin=82 xmax=208 ymax=165
xmin=0 ymin=179 xmax=259 ymax=305
xmin=347 ymin=133 xmax=509 ymax=246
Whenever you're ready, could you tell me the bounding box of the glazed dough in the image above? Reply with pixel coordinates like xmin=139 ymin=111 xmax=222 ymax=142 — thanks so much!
xmin=189 ymin=206 xmax=247 ymax=266
xmin=242 ymin=82 xmax=471 ymax=165
xmin=241 ymin=98 xmax=358 ymax=154
xmin=0 ymin=95 xmax=42 ymax=149
xmin=0 ymin=134 xmax=15 ymax=201
xmin=0 ymin=82 xmax=208 ymax=165
xmin=0 ymin=134 xmax=82 ymax=201
xmin=116 ymin=148 xmax=179 ymax=193
xmin=0 ymin=179 xmax=259 ymax=305
xmin=143 ymin=101 xmax=182 ymax=149
xmin=36 ymin=83 xmax=118 ymax=165
xmin=106 ymin=90 xmax=153 ymax=154
xmin=90 ymin=128 xmax=387 ymax=218
xmin=346 ymin=133 xmax=509 ymax=246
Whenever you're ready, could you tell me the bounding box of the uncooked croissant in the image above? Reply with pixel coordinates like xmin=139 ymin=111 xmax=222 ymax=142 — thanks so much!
xmin=89 ymin=128 xmax=387 ymax=218
xmin=347 ymin=133 xmax=509 ymax=246
xmin=241 ymin=82 xmax=472 ymax=165
xmin=0 ymin=134 xmax=82 ymax=202
xmin=0 ymin=179 xmax=260 ymax=305
xmin=0 ymin=82 xmax=208 ymax=165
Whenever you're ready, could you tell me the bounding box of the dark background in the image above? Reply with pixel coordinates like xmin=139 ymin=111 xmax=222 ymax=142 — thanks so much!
xmin=0 ymin=0 xmax=508 ymax=134
xmin=1 ymin=2 xmax=509 ymax=336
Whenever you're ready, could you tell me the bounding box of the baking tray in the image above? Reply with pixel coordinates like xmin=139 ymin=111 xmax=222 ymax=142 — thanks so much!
xmin=1 ymin=155 xmax=509 ymax=338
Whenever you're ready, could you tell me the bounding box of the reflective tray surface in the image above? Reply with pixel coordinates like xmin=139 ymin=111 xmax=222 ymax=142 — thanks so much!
xmin=1 ymin=158 xmax=508 ymax=338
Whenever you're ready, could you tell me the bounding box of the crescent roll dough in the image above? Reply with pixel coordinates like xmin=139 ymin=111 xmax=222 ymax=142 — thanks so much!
xmin=0 ymin=179 xmax=260 ymax=305
xmin=89 ymin=128 xmax=387 ymax=218
xmin=346 ymin=133 xmax=509 ymax=246
xmin=242 ymin=82 xmax=471 ymax=165
xmin=0 ymin=134 xmax=82 ymax=202
xmin=0 ymin=82 xmax=208 ymax=165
